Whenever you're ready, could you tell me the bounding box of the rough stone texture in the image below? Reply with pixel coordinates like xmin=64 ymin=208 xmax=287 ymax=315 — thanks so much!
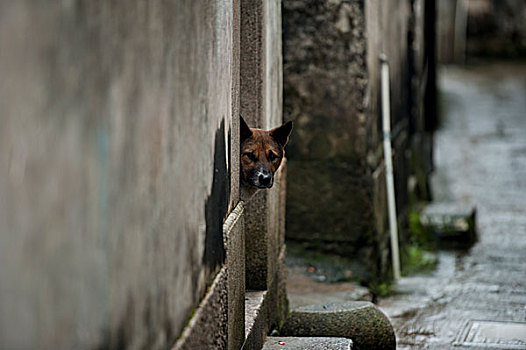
xmin=0 ymin=1 xmax=238 ymax=349
xmin=240 ymin=0 xmax=282 ymax=130
xmin=281 ymin=301 xmax=395 ymax=350
xmin=244 ymin=246 xmax=288 ymax=350
xmin=244 ymin=164 xmax=287 ymax=291
xmin=240 ymin=4 xmax=288 ymax=348
xmin=241 ymin=0 xmax=285 ymax=292
xmin=283 ymin=0 xmax=368 ymax=160
xmin=283 ymin=0 xmax=371 ymax=273
xmin=230 ymin=0 xmax=241 ymax=214
xmin=244 ymin=291 xmax=268 ymax=350
xmin=239 ymin=0 xmax=289 ymax=348
xmin=224 ymin=203 xmax=246 ymax=350
xmin=245 ymin=190 xmax=270 ymax=290
xmin=263 ymin=337 xmax=353 ymax=350
xmin=173 ymin=268 xmax=228 ymax=350
xmin=286 ymin=161 xmax=374 ymax=250
xmin=284 ymin=0 xmax=437 ymax=283
xmin=175 ymin=203 xmax=246 ymax=350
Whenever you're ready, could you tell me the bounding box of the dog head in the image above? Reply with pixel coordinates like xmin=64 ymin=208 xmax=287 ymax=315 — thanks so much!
xmin=240 ymin=116 xmax=292 ymax=190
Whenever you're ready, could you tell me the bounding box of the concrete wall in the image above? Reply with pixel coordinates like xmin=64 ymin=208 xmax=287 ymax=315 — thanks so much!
xmin=283 ymin=0 xmax=371 ymax=261
xmin=466 ymin=0 xmax=526 ymax=57
xmin=0 ymin=1 xmax=244 ymax=349
xmin=240 ymin=1 xmax=289 ymax=348
xmin=438 ymin=0 xmax=526 ymax=61
xmin=283 ymin=0 xmax=436 ymax=283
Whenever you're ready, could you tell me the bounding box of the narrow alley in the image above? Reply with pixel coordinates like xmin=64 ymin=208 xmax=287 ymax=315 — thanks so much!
xmin=379 ymin=62 xmax=526 ymax=349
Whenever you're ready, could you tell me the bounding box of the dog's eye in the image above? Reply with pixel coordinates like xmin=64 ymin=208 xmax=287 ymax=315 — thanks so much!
xmin=244 ymin=152 xmax=257 ymax=161
xmin=268 ymin=151 xmax=278 ymax=162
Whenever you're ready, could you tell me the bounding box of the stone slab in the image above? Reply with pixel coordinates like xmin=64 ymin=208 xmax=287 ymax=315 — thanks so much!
xmin=454 ymin=320 xmax=526 ymax=349
xmin=281 ymin=301 xmax=395 ymax=350
xmin=173 ymin=268 xmax=228 ymax=350
xmin=420 ymin=202 xmax=477 ymax=247
xmin=262 ymin=337 xmax=352 ymax=350
xmin=243 ymin=290 xmax=268 ymax=350
xmin=224 ymin=203 xmax=245 ymax=350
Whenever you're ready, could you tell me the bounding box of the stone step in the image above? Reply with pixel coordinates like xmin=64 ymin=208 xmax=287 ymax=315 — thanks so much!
xmin=262 ymin=337 xmax=352 ymax=350
xmin=420 ymin=202 xmax=477 ymax=248
xmin=281 ymin=301 xmax=395 ymax=350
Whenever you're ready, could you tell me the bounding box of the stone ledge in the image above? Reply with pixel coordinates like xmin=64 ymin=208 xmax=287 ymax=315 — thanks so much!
xmin=262 ymin=337 xmax=352 ymax=350
xmin=245 ymin=291 xmax=267 ymax=338
xmin=173 ymin=267 xmax=228 ymax=350
xmin=281 ymin=301 xmax=395 ymax=350
xmin=224 ymin=202 xmax=246 ymax=350
xmin=421 ymin=202 xmax=477 ymax=248
xmin=243 ymin=290 xmax=268 ymax=350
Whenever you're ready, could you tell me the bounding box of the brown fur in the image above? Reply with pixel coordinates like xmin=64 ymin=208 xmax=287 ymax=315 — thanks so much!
xmin=240 ymin=116 xmax=292 ymax=200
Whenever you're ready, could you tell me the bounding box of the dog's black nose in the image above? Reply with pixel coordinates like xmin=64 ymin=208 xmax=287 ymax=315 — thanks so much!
xmin=258 ymin=173 xmax=272 ymax=187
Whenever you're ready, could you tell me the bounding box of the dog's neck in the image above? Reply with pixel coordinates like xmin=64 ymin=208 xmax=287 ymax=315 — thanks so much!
xmin=240 ymin=183 xmax=259 ymax=202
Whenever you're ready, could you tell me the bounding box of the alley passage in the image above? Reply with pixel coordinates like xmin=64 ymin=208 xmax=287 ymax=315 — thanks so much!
xmin=379 ymin=62 xmax=526 ymax=349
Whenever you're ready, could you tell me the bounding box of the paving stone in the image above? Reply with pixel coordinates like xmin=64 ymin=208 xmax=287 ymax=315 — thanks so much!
xmin=262 ymin=337 xmax=352 ymax=350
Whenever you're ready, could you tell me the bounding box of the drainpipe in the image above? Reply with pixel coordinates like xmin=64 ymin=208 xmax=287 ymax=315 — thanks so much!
xmin=379 ymin=54 xmax=401 ymax=281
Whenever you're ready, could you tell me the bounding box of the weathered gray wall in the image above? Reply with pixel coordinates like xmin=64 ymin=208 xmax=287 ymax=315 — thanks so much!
xmin=466 ymin=0 xmax=526 ymax=57
xmin=283 ymin=0 xmax=436 ymax=282
xmin=438 ymin=0 xmax=526 ymax=61
xmin=0 ymin=1 xmax=238 ymax=349
xmin=240 ymin=1 xmax=289 ymax=348
xmin=283 ymin=0 xmax=371 ymax=257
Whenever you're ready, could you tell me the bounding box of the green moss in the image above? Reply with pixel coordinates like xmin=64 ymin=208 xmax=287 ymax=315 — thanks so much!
xmin=400 ymin=207 xmax=439 ymax=276
xmin=177 ymin=307 xmax=197 ymax=340
xmin=370 ymin=282 xmax=397 ymax=298
xmin=401 ymin=244 xmax=437 ymax=276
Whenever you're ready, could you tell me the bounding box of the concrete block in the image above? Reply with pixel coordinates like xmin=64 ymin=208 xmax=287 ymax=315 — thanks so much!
xmin=264 ymin=245 xmax=289 ymax=332
xmin=243 ymin=246 xmax=288 ymax=350
xmin=262 ymin=337 xmax=352 ymax=350
xmin=244 ymin=248 xmax=288 ymax=350
xmin=173 ymin=268 xmax=228 ymax=350
xmin=281 ymin=301 xmax=395 ymax=350
xmin=224 ymin=203 xmax=245 ymax=350
xmin=245 ymin=167 xmax=286 ymax=291
xmin=245 ymin=190 xmax=270 ymax=290
xmin=420 ymin=202 xmax=477 ymax=247
xmin=244 ymin=291 xmax=268 ymax=350
xmin=0 ymin=1 xmax=238 ymax=348
xmin=286 ymin=160 xmax=374 ymax=249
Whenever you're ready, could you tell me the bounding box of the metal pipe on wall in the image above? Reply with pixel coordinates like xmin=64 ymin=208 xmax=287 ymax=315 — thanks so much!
xmin=379 ymin=54 xmax=401 ymax=281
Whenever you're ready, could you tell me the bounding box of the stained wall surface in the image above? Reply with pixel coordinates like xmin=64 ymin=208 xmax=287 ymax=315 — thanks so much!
xmin=0 ymin=1 xmax=237 ymax=348
xmin=283 ymin=0 xmax=436 ymax=282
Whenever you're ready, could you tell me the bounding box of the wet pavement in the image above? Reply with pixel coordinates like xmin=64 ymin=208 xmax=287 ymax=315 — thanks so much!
xmin=378 ymin=62 xmax=526 ymax=349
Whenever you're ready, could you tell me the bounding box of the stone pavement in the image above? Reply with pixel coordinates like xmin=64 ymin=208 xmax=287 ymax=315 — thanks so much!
xmin=378 ymin=62 xmax=526 ymax=349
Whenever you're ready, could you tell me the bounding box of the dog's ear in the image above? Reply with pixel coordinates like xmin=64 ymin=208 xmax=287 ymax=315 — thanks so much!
xmin=240 ymin=115 xmax=253 ymax=143
xmin=269 ymin=121 xmax=293 ymax=147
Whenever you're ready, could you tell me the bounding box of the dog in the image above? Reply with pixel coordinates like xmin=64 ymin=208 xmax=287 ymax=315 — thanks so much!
xmin=240 ymin=116 xmax=292 ymax=201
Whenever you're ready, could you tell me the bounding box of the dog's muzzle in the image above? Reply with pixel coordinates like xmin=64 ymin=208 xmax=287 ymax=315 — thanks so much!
xmin=249 ymin=167 xmax=273 ymax=189
xmin=257 ymin=172 xmax=273 ymax=188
